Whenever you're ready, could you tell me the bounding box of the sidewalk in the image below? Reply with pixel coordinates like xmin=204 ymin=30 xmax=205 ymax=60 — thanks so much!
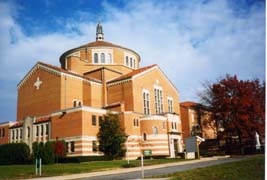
xmin=28 ymin=156 xmax=231 ymax=180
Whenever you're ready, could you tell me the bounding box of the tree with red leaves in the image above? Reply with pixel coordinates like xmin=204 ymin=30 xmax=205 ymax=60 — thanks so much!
xmin=52 ymin=138 xmax=66 ymax=163
xmin=200 ymin=75 xmax=265 ymax=153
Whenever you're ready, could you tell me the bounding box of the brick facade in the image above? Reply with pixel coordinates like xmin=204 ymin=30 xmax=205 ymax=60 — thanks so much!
xmin=0 ymin=24 xmax=184 ymax=159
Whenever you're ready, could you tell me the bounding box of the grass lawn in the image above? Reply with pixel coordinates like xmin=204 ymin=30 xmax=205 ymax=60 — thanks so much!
xmin=155 ymin=155 xmax=265 ymax=180
xmin=0 ymin=158 xmax=185 ymax=179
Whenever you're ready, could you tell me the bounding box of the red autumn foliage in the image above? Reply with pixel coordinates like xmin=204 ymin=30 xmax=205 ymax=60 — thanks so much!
xmin=52 ymin=140 xmax=66 ymax=158
xmin=201 ymin=75 xmax=265 ymax=145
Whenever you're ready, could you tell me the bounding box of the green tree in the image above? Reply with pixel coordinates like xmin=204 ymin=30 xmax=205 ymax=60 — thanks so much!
xmin=97 ymin=112 xmax=126 ymax=159
xmin=32 ymin=141 xmax=55 ymax=164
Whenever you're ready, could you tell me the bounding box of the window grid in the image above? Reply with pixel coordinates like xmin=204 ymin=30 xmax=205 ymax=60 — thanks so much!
xmin=154 ymin=88 xmax=163 ymax=114
xmin=92 ymin=115 xmax=97 ymax=126
xmin=168 ymin=99 xmax=173 ymax=113
xmin=70 ymin=141 xmax=75 ymax=152
xmin=143 ymin=92 xmax=150 ymax=115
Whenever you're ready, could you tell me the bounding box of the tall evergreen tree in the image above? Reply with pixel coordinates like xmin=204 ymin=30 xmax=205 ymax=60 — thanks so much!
xmin=97 ymin=112 xmax=126 ymax=159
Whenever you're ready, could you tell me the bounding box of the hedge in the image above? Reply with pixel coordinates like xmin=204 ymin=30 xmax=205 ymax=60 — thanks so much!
xmin=32 ymin=140 xmax=66 ymax=164
xmin=58 ymin=156 xmax=113 ymax=163
xmin=0 ymin=143 xmax=31 ymax=165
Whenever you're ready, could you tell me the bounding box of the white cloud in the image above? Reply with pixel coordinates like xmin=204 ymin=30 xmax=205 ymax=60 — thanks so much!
xmin=0 ymin=0 xmax=265 ymax=121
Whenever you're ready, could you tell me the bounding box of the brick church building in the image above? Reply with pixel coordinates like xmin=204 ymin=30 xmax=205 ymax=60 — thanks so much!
xmin=0 ymin=23 xmax=184 ymax=159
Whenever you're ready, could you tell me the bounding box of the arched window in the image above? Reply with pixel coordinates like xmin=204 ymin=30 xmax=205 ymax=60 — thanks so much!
xmin=20 ymin=129 xmax=22 ymax=138
xmin=16 ymin=129 xmax=18 ymax=139
xmin=73 ymin=100 xmax=77 ymax=107
xmin=101 ymin=53 xmax=105 ymax=63
xmin=94 ymin=53 xmax=98 ymax=63
xmin=130 ymin=58 xmax=133 ymax=67
xmin=107 ymin=53 xmax=112 ymax=64
xmin=78 ymin=101 xmax=82 ymax=106
xmin=153 ymin=126 xmax=158 ymax=135
xmin=143 ymin=133 xmax=147 ymax=141
xmin=126 ymin=56 xmax=129 ymax=66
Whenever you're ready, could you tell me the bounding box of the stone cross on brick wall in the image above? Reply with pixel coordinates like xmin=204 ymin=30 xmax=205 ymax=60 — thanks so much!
xmin=34 ymin=77 xmax=42 ymax=90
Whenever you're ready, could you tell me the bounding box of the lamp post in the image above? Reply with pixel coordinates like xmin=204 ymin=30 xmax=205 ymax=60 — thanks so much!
xmin=126 ymin=135 xmax=129 ymax=164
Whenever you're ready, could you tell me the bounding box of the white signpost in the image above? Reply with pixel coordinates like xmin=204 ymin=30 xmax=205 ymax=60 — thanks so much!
xmin=35 ymin=158 xmax=42 ymax=176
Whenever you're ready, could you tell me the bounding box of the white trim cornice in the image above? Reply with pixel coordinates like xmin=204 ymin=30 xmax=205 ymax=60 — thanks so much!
xmin=140 ymin=115 xmax=167 ymax=121
xmin=17 ymin=63 xmax=102 ymax=89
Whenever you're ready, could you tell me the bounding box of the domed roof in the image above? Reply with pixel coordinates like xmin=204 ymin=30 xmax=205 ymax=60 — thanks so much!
xmin=59 ymin=23 xmax=140 ymax=66
xmin=59 ymin=40 xmax=140 ymax=65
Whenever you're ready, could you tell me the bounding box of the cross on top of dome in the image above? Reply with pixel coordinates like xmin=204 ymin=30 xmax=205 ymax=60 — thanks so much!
xmin=96 ymin=22 xmax=104 ymax=41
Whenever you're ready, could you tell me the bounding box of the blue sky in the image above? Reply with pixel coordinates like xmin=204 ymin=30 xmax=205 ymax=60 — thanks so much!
xmin=0 ymin=0 xmax=265 ymax=122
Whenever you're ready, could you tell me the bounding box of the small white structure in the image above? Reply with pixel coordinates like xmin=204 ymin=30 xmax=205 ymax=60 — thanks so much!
xmin=255 ymin=132 xmax=261 ymax=150
xmin=185 ymin=136 xmax=205 ymax=159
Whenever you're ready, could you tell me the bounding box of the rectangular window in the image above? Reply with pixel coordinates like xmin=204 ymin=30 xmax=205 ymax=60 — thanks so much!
xmin=20 ymin=129 xmax=22 ymax=138
xmin=41 ymin=125 xmax=44 ymax=136
xmin=16 ymin=129 xmax=18 ymax=139
xmin=27 ymin=127 xmax=30 ymax=138
xmin=133 ymin=119 xmax=139 ymax=127
xmin=70 ymin=141 xmax=75 ymax=152
xmin=36 ymin=126 xmax=39 ymax=136
xmin=143 ymin=91 xmax=150 ymax=115
xmin=191 ymin=112 xmax=195 ymax=122
xmin=154 ymin=88 xmax=163 ymax=114
xmin=12 ymin=130 xmax=14 ymax=140
xmin=98 ymin=116 xmax=103 ymax=126
xmin=92 ymin=141 xmax=98 ymax=152
xmin=92 ymin=115 xmax=97 ymax=126
xmin=46 ymin=124 xmax=49 ymax=135
xmin=168 ymin=98 xmax=173 ymax=113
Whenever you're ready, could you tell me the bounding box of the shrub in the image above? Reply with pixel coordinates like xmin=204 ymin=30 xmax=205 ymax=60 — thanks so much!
xmin=0 ymin=143 xmax=30 ymax=165
xmin=32 ymin=140 xmax=67 ymax=164
xmin=58 ymin=156 xmax=113 ymax=163
xmin=32 ymin=141 xmax=57 ymax=164
xmin=137 ymin=155 xmax=168 ymax=160
xmin=121 ymin=163 xmax=138 ymax=168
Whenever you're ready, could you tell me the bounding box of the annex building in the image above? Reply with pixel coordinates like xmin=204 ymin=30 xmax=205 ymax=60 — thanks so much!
xmin=0 ymin=23 xmax=184 ymax=159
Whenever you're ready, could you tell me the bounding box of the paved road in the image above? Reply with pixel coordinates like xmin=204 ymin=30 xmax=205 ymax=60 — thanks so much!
xmin=80 ymin=156 xmax=247 ymax=180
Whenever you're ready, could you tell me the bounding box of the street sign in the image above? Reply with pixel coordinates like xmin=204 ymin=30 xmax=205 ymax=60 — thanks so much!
xmin=143 ymin=150 xmax=152 ymax=156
